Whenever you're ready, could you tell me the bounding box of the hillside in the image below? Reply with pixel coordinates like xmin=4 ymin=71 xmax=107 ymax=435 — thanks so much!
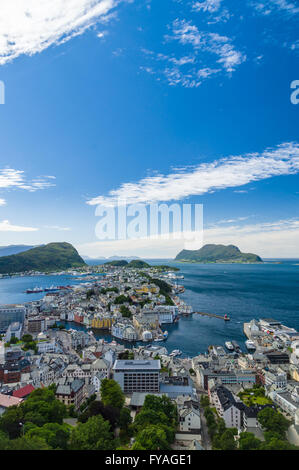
xmin=0 ymin=245 xmax=38 ymax=257
xmin=104 ymin=260 xmax=150 ymax=268
xmin=175 ymin=244 xmax=263 ymax=263
xmin=0 ymin=242 xmax=86 ymax=274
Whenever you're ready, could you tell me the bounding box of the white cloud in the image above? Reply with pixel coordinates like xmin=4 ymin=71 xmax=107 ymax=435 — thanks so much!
xmin=77 ymin=217 xmax=299 ymax=258
xmin=43 ymin=225 xmax=71 ymax=231
xmin=87 ymin=142 xmax=299 ymax=206
xmin=0 ymin=169 xmax=55 ymax=192
xmin=78 ymin=216 xmax=299 ymax=258
xmin=253 ymin=0 xmax=299 ymax=15
xmin=192 ymin=0 xmax=223 ymax=13
xmin=0 ymin=220 xmax=38 ymax=232
xmin=205 ymin=217 xmax=299 ymax=257
xmin=171 ymin=19 xmax=246 ymax=73
xmin=0 ymin=0 xmax=126 ymax=65
xmin=0 ymin=198 xmax=6 ymax=206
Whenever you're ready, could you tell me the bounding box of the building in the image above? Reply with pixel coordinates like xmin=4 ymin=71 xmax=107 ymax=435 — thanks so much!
xmin=55 ymin=378 xmax=85 ymax=410
xmin=177 ymin=396 xmax=201 ymax=434
xmin=4 ymin=322 xmax=22 ymax=342
xmin=12 ymin=384 xmax=35 ymax=399
xmin=113 ymin=360 xmax=161 ymax=393
xmin=200 ymin=368 xmax=256 ymax=390
xmin=0 ymin=393 xmax=23 ymax=416
xmin=27 ymin=317 xmax=46 ymax=334
xmin=0 ymin=305 xmax=25 ymax=333
xmin=264 ymin=368 xmax=287 ymax=390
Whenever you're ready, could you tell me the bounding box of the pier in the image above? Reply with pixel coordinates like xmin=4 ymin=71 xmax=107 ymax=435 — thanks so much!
xmin=193 ymin=311 xmax=230 ymax=321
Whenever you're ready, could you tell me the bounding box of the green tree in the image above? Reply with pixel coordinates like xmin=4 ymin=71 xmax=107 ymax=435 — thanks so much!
xmin=25 ymin=422 xmax=70 ymax=449
xmin=119 ymin=407 xmax=132 ymax=431
xmin=70 ymin=415 xmax=115 ymax=450
xmin=238 ymin=432 xmax=261 ymax=450
xmin=134 ymin=424 xmax=170 ymax=450
xmin=0 ymin=405 xmax=23 ymax=439
xmin=257 ymin=407 xmax=289 ymax=438
xmin=5 ymin=436 xmax=50 ymax=450
xmin=100 ymin=379 xmax=125 ymax=410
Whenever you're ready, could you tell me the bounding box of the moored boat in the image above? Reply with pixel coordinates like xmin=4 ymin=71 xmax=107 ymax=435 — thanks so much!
xmin=225 ymin=341 xmax=234 ymax=351
xmin=245 ymin=340 xmax=256 ymax=351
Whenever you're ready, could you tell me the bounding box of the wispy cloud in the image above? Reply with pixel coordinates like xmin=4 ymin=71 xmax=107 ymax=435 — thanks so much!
xmin=0 ymin=0 xmax=127 ymax=65
xmin=0 ymin=199 xmax=6 ymax=206
xmin=171 ymin=19 xmax=246 ymax=73
xmin=141 ymin=18 xmax=246 ymax=87
xmin=0 ymin=169 xmax=55 ymax=192
xmin=252 ymin=0 xmax=299 ymax=15
xmin=87 ymin=142 xmax=299 ymax=206
xmin=0 ymin=220 xmax=38 ymax=232
xmin=192 ymin=0 xmax=223 ymax=13
xmin=43 ymin=225 xmax=71 ymax=231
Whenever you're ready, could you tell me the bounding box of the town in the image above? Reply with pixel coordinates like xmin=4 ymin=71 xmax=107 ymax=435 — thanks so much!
xmin=0 ymin=264 xmax=299 ymax=450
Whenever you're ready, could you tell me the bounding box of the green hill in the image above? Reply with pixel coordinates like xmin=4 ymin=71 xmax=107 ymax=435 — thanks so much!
xmin=175 ymin=244 xmax=262 ymax=263
xmin=0 ymin=242 xmax=86 ymax=274
xmin=104 ymin=259 xmax=150 ymax=268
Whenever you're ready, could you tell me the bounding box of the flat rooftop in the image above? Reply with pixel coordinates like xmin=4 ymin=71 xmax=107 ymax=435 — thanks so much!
xmin=113 ymin=360 xmax=161 ymax=370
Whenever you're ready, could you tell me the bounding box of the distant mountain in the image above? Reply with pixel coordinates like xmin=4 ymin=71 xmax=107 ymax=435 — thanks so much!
xmin=175 ymin=244 xmax=263 ymax=264
xmin=0 ymin=245 xmax=38 ymax=257
xmin=0 ymin=242 xmax=86 ymax=274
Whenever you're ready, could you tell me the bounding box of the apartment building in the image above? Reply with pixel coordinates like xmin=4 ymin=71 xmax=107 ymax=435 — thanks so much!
xmin=113 ymin=360 xmax=161 ymax=393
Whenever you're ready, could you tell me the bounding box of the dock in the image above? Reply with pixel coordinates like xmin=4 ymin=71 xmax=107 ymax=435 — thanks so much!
xmin=194 ymin=311 xmax=230 ymax=321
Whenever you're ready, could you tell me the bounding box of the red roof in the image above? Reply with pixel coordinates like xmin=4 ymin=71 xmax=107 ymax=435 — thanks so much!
xmin=12 ymin=384 xmax=35 ymax=398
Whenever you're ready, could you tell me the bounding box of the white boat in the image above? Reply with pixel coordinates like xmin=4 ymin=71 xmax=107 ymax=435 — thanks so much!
xmin=170 ymin=349 xmax=182 ymax=356
xmin=225 ymin=341 xmax=234 ymax=351
xmin=245 ymin=340 xmax=256 ymax=351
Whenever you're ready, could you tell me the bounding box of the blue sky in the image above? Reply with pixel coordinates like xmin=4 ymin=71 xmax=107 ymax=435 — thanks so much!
xmin=0 ymin=0 xmax=299 ymax=258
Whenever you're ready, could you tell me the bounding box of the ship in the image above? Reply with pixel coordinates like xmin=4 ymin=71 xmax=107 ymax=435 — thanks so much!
xmin=232 ymin=341 xmax=241 ymax=353
xmin=225 ymin=341 xmax=234 ymax=351
xmin=44 ymin=285 xmax=59 ymax=292
xmin=245 ymin=340 xmax=256 ymax=351
xmin=26 ymin=287 xmax=44 ymax=294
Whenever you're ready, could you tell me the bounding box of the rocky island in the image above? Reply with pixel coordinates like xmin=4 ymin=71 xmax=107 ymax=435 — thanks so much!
xmin=175 ymin=244 xmax=263 ymax=264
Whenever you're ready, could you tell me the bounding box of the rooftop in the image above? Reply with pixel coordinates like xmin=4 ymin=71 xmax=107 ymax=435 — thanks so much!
xmin=113 ymin=359 xmax=161 ymax=370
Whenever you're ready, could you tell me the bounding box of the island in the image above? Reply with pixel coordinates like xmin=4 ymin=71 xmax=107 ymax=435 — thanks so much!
xmin=0 ymin=242 xmax=86 ymax=274
xmin=175 ymin=244 xmax=263 ymax=264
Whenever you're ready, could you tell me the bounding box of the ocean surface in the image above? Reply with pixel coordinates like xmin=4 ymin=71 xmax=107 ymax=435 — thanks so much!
xmin=1 ymin=260 xmax=299 ymax=357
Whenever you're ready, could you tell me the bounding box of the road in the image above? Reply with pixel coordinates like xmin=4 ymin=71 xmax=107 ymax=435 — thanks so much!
xmin=195 ymin=385 xmax=212 ymax=450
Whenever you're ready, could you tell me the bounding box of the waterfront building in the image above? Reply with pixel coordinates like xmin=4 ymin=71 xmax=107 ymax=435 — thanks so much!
xmin=113 ymin=359 xmax=161 ymax=393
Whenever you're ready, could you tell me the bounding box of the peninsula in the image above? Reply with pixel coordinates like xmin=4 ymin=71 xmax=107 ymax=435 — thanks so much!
xmin=0 ymin=242 xmax=86 ymax=274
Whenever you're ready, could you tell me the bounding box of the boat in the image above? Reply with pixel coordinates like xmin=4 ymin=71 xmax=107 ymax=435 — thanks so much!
xmin=245 ymin=340 xmax=256 ymax=351
xmin=44 ymin=285 xmax=59 ymax=292
xmin=163 ymin=330 xmax=168 ymax=339
xmin=170 ymin=349 xmax=182 ymax=356
xmin=224 ymin=314 xmax=230 ymax=321
xmin=225 ymin=341 xmax=234 ymax=351
xmin=232 ymin=341 xmax=241 ymax=353
xmin=26 ymin=287 xmax=44 ymax=294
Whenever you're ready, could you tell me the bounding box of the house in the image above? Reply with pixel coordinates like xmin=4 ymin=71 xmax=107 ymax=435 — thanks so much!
xmin=177 ymin=396 xmax=201 ymax=434
xmin=12 ymin=384 xmax=35 ymax=399
xmin=0 ymin=393 xmax=23 ymax=416
xmin=55 ymin=378 xmax=85 ymax=410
